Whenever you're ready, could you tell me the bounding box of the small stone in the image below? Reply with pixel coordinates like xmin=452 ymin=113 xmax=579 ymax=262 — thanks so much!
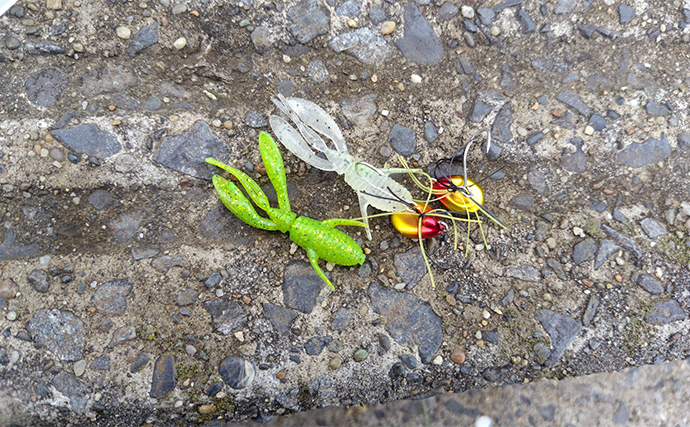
xmin=460 ymin=5 xmax=474 ymax=18
xmin=572 ymin=239 xmax=597 ymax=265
xmin=645 ymin=101 xmax=670 ymax=117
xmin=150 ymin=354 xmax=176 ymax=398
xmin=198 ymin=404 xmax=215 ymax=415
xmin=176 ymin=289 xmax=198 ymax=306
xmin=637 ymin=274 xmax=663 ymax=295
xmin=388 ymin=124 xmax=416 ymax=155
xmin=450 ymin=349 xmax=465 ymax=365
xmin=0 ymin=279 xmax=19 ymax=299
xmin=91 ymin=279 xmax=133 ymax=315
xmin=644 ymin=300 xmax=687 ymax=325
xmin=381 ymin=21 xmax=395 ymax=35
xmin=329 ymin=356 xmax=342 ymax=370
xmin=172 ymin=4 xmax=187 ymax=14
xmin=640 ymin=218 xmax=667 ymax=238
xmin=26 ymin=309 xmax=85 ymax=361
xmin=28 ymin=269 xmax=50 ymax=293
xmin=219 ymin=356 xmax=255 ymax=389
xmin=618 ymin=4 xmax=635 ymax=24
xmin=116 ymin=26 xmax=132 ymax=40
xmin=174 ymin=37 xmax=187 ymax=50
xmin=73 ymin=359 xmax=87 ymax=377
xmin=353 ymin=349 xmax=368 ymax=362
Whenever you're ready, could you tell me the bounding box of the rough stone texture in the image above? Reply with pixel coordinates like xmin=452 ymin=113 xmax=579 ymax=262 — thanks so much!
xmin=331 ymin=307 xmax=352 ymax=332
xmin=329 ymin=27 xmax=392 ymax=67
xmin=51 ymin=124 xmax=122 ymax=158
xmin=155 ymin=121 xmax=232 ymax=179
xmin=388 ymin=124 xmax=417 ymax=156
xmin=203 ymin=300 xmax=248 ymax=335
xmin=469 ymin=100 xmax=492 ymax=123
xmin=492 ymin=103 xmax=514 ymax=143
xmin=394 ymin=246 xmax=426 ymax=289
xmin=287 ymin=0 xmax=329 ymax=43
xmin=395 ymin=4 xmax=444 ymax=65
xmin=127 ymin=22 xmax=159 ymax=57
xmin=637 ymin=274 xmax=664 ymax=295
xmin=341 ymin=94 xmax=377 ymax=128
xmin=0 ymin=229 xmax=39 ymax=260
xmin=91 ymin=279 xmax=133 ymax=315
xmin=263 ymin=303 xmax=298 ymax=333
xmin=369 ymin=283 xmax=443 ymax=364
xmin=52 ymin=372 xmax=92 ymax=415
xmin=305 ymin=336 xmax=332 ymax=355
xmin=199 ymin=203 xmax=254 ymax=247
xmin=107 ymin=325 xmax=136 ymax=347
xmin=554 ymin=0 xmax=579 ymax=15
xmin=504 ymin=265 xmax=541 ymax=282
xmin=557 ymin=91 xmax=592 ymax=117
xmin=245 ymin=109 xmax=268 ymax=128
xmin=532 ymin=57 xmax=568 ymax=75
xmin=594 ymin=239 xmax=619 ymax=270
xmin=644 ymin=301 xmax=687 ymax=325
xmin=572 ymin=238 xmax=597 ymax=265
xmin=28 ymin=269 xmax=50 ymax=293
xmin=535 ymin=310 xmax=581 ymax=366
xmin=24 ymin=41 xmax=65 ymax=55
xmin=561 ymin=144 xmax=587 ymax=173
xmin=24 ymin=68 xmax=69 ymax=108
xmin=109 ymin=210 xmax=145 ymax=244
xmin=3 ymin=1 xmax=690 ymax=424
xmin=26 ymin=309 xmax=85 ymax=361
xmin=80 ymin=64 xmax=139 ymax=97
xmin=640 ymin=218 xmax=667 ymax=238
xmin=0 ymin=278 xmax=18 ymax=300
xmin=582 ymin=295 xmax=600 ymax=327
xmin=617 ymin=134 xmax=671 ymax=168
xmin=282 ymin=262 xmax=324 ymax=314
xmin=150 ymin=354 xmax=176 ymax=398
xmin=618 ymin=4 xmax=635 ymax=24
xmin=219 ymin=356 xmax=255 ymax=389
xmin=510 ymin=193 xmax=534 ymax=211
xmin=87 ymin=189 xmax=114 ymax=211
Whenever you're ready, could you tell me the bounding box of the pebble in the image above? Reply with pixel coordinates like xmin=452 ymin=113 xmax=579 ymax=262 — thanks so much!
xmin=353 ymin=349 xmax=368 ymax=362
xmin=450 ymin=349 xmax=466 ymax=364
xmin=198 ymin=404 xmax=215 ymax=415
xmin=410 ymin=74 xmax=422 ymax=84
xmin=461 ymin=5 xmax=475 ymax=18
xmin=116 ymin=26 xmax=132 ymax=40
xmin=174 ymin=37 xmax=187 ymax=50
xmin=219 ymin=356 xmax=255 ymax=389
xmin=388 ymin=124 xmax=416 ymax=155
xmin=73 ymin=359 xmax=86 ymax=377
xmin=150 ymin=354 xmax=176 ymax=398
xmin=329 ymin=356 xmax=342 ymax=370
xmin=381 ymin=21 xmax=395 ymax=35
xmin=370 ymin=283 xmax=442 ymax=363
xmin=172 ymin=3 xmax=187 ymax=14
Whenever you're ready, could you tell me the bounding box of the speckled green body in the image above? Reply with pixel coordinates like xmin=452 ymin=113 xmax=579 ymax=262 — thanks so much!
xmin=205 ymin=131 xmax=365 ymax=289
xmin=289 ymin=216 xmax=365 ymax=266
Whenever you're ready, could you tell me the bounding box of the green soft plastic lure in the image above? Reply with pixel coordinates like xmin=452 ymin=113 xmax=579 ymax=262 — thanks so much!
xmin=205 ymin=131 xmax=365 ymax=290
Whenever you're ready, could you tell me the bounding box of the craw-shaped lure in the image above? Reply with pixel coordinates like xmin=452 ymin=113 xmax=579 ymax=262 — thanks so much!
xmin=205 ymin=131 xmax=365 ymax=290
xmin=269 ymin=94 xmax=421 ymax=240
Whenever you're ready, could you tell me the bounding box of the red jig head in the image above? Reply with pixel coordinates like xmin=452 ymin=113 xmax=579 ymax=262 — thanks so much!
xmin=432 ymin=176 xmax=485 ymax=213
xmin=391 ymin=203 xmax=446 ymax=239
